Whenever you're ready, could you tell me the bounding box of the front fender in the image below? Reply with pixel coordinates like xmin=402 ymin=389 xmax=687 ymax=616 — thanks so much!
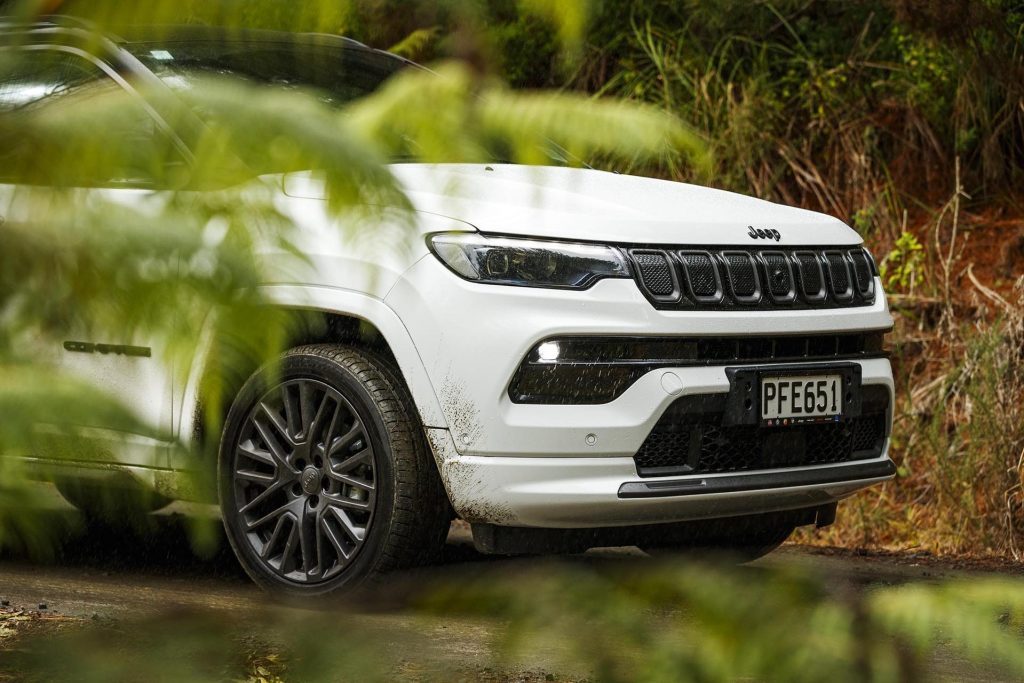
xmin=175 ymin=284 xmax=448 ymax=450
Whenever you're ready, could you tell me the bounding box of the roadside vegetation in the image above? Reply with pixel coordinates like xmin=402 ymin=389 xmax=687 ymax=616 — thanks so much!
xmin=1 ymin=1 xmax=1024 ymax=680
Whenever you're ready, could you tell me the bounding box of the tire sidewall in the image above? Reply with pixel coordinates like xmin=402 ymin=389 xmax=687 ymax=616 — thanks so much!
xmin=218 ymin=351 xmax=398 ymax=597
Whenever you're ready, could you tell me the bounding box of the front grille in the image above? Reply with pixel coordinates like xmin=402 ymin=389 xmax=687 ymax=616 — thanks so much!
xmin=630 ymin=247 xmax=876 ymax=310
xmin=633 ymin=385 xmax=889 ymax=477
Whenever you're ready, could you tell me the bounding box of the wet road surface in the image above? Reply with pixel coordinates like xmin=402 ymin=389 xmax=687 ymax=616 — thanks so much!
xmin=1 ymin=488 xmax=1021 ymax=681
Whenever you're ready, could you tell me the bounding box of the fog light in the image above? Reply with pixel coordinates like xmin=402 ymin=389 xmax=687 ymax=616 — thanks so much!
xmin=536 ymin=341 xmax=561 ymax=362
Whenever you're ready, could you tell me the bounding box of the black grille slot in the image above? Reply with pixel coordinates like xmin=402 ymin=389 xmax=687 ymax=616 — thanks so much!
xmin=824 ymin=251 xmax=854 ymax=301
xmin=678 ymin=251 xmax=722 ymax=301
xmin=631 ymin=428 xmax=695 ymax=472
xmin=794 ymin=252 xmax=826 ymax=300
xmin=631 ymin=250 xmax=677 ymax=298
xmin=722 ymin=251 xmax=759 ymax=302
xmin=633 ymin=386 xmax=889 ymax=476
xmin=760 ymin=251 xmax=795 ymax=301
xmin=848 ymin=249 xmax=875 ymax=298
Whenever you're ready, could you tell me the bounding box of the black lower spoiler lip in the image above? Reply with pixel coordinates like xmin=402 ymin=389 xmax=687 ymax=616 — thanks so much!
xmin=617 ymin=459 xmax=896 ymax=499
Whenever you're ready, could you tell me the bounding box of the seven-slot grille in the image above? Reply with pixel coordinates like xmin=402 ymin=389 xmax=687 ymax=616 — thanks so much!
xmin=628 ymin=247 xmax=875 ymax=309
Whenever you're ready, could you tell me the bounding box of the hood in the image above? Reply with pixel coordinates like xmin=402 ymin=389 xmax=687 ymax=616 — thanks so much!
xmin=393 ymin=164 xmax=860 ymax=246
xmin=284 ymin=163 xmax=863 ymax=246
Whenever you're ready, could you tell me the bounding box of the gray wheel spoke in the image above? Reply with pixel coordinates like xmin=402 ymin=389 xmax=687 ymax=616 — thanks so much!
xmin=327 ymin=470 xmax=375 ymax=492
xmin=252 ymin=417 xmax=292 ymax=470
xmin=322 ymin=490 xmax=373 ymax=512
xmin=321 ymin=402 xmax=342 ymax=452
xmin=330 ymin=447 xmax=372 ymax=475
xmin=297 ymin=503 xmax=320 ymax=577
xmin=280 ymin=520 xmax=300 ymax=574
xmin=326 ymin=424 xmax=362 ymax=458
xmin=282 ymin=384 xmax=302 ymax=441
xmin=320 ymin=514 xmax=352 ymax=561
xmin=237 ymin=440 xmax=274 ymax=468
xmin=299 ymin=381 xmax=315 ymax=440
xmin=328 ymin=506 xmax=366 ymax=543
xmin=308 ymin=395 xmax=338 ymax=447
xmin=236 ymin=469 xmax=275 ymax=486
xmin=245 ymin=496 xmax=295 ymax=530
xmin=261 ymin=514 xmax=289 ymax=560
xmin=258 ymin=401 xmax=297 ymax=448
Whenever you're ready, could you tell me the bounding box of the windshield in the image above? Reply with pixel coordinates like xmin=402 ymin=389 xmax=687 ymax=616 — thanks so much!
xmin=127 ymin=38 xmax=408 ymax=110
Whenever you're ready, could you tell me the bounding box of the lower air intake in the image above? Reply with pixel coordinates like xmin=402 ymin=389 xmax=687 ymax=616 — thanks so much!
xmin=633 ymin=385 xmax=889 ymax=477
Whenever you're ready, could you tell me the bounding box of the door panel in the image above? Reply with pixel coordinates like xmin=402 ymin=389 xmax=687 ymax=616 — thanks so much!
xmin=0 ymin=47 xmax=187 ymax=466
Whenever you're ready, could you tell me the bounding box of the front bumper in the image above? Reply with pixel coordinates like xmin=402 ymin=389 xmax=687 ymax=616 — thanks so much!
xmin=427 ymin=425 xmax=894 ymax=528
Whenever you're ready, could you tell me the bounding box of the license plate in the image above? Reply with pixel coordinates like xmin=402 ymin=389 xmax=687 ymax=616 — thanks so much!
xmin=761 ymin=374 xmax=842 ymax=425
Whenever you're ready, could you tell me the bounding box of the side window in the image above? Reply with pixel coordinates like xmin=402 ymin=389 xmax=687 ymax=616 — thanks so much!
xmin=0 ymin=49 xmax=187 ymax=187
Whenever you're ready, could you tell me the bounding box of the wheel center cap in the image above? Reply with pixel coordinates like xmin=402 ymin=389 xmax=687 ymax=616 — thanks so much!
xmin=300 ymin=466 xmax=321 ymax=495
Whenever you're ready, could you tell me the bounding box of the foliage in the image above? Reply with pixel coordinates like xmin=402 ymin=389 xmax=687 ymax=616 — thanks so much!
xmin=880 ymin=230 xmax=925 ymax=294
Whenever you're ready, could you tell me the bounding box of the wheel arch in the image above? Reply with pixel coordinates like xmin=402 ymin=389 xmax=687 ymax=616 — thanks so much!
xmin=176 ymin=285 xmax=448 ymax=465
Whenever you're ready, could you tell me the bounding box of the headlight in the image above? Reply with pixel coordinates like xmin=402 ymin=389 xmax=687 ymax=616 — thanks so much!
xmin=428 ymin=233 xmax=632 ymax=289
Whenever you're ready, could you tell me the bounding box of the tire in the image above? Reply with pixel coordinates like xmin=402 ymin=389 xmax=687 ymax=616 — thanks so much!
xmin=641 ymin=523 xmax=795 ymax=563
xmin=218 ymin=344 xmax=450 ymax=596
xmin=55 ymin=474 xmax=172 ymax=524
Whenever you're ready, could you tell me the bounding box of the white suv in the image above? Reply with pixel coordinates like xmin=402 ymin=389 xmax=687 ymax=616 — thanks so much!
xmin=4 ymin=21 xmax=895 ymax=595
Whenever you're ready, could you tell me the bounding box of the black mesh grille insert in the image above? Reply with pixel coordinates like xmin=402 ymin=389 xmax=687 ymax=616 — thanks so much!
xmin=852 ymin=412 xmax=885 ymax=452
xmin=761 ymin=252 xmax=794 ymax=299
xmin=679 ymin=252 xmax=720 ymax=299
xmin=632 ymin=251 xmax=675 ymax=296
xmin=848 ymin=249 xmax=874 ymax=297
xmin=795 ymin=252 xmax=825 ymax=299
xmin=633 ymin=386 xmax=889 ymax=476
xmin=723 ymin=252 xmax=758 ymax=298
xmin=825 ymin=252 xmax=853 ymax=300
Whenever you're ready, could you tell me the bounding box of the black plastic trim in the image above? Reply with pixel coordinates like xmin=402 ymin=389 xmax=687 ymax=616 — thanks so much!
xmin=617 ymin=459 xmax=897 ymax=498
xmin=508 ymin=333 xmax=890 ymax=405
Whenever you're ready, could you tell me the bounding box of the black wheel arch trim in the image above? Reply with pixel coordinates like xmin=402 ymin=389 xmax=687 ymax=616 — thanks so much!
xmin=617 ymin=459 xmax=896 ymax=499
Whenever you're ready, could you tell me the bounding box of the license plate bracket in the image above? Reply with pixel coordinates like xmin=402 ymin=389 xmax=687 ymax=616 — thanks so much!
xmin=723 ymin=363 xmax=862 ymax=427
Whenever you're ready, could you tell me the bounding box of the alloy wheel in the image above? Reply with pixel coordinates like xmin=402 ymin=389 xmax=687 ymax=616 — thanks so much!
xmin=232 ymin=378 xmax=377 ymax=584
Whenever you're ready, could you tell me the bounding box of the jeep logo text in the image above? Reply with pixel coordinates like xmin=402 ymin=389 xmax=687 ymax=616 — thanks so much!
xmin=747 ymin=225 xmax=781 ymax=241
